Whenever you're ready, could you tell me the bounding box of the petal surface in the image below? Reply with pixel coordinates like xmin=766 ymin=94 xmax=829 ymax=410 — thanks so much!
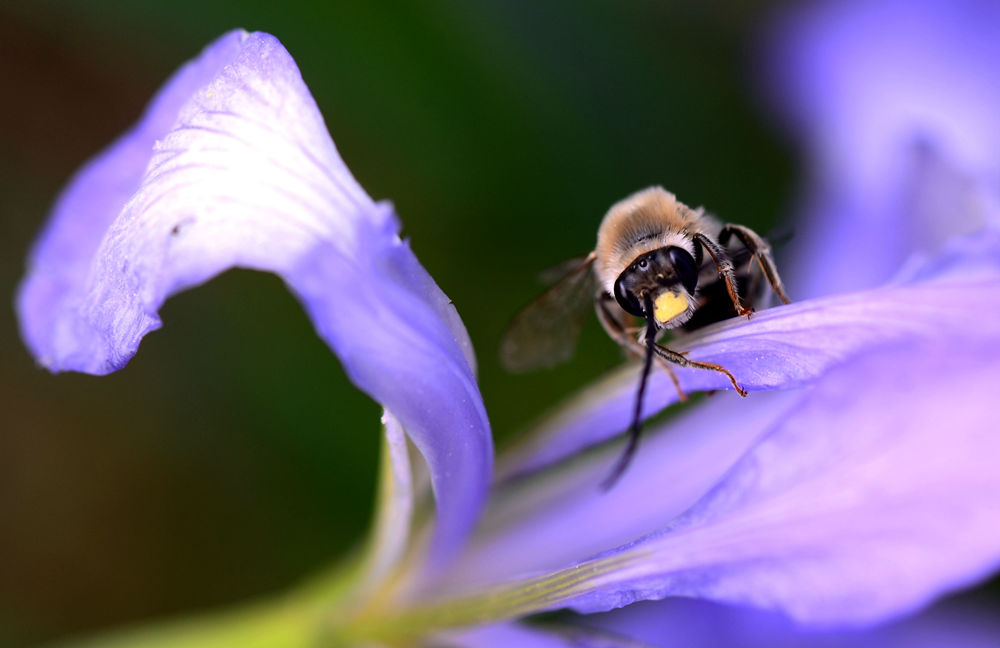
xmin=550 ymin=337 xmax=1000 ymax=626
xmin=407 ymin=232 xmax=1000 ymax=628
xmin=16 ymin=30 xmax=490 ymax=567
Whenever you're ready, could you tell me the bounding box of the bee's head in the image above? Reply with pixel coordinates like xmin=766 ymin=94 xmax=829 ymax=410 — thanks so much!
xmin=613 ymin=246 xmax=699 ymax=326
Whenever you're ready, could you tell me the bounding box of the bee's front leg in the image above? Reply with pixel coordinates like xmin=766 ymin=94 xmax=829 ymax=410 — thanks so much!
xmin=595 ymin=292 xmax=688 ymax=402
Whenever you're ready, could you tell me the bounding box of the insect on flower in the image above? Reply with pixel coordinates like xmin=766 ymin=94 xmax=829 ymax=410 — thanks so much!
xmin=501 ymin=186 xmax=791 ymax=487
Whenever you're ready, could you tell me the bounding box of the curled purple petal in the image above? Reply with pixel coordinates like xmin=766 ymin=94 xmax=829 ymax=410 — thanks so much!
xmin=18 ymin=29 xmax=249 ymax=370
xmin=16 ymin=30 xmax=490 ymax=567
xmin=292 ymin=235 xmax=492 ymax=565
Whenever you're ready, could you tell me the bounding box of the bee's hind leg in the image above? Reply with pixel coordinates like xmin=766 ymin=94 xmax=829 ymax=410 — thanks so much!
xmin=595 ymin=293 xmax=688 ymax=402
xmin=719 ymin=224 xmax=792 ymax=305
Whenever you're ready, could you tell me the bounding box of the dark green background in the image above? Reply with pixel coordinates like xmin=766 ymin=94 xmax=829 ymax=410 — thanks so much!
xmin=0 ymin=1 xmax=800 ymax=645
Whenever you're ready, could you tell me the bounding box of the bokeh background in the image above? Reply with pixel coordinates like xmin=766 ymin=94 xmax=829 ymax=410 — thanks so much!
xmin=5 ymin=0 xmax=966 ymax=645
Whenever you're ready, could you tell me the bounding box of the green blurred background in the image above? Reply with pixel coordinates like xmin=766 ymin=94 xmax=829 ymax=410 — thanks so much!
xmin=0 ymin=1 xmax=800 ymax=645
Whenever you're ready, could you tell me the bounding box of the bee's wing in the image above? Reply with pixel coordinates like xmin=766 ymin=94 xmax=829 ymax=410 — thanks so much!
xmin=536 ymin=255 xmax=594 ymax=285
xmin=500 ymin=253 xmax=599 ymax=373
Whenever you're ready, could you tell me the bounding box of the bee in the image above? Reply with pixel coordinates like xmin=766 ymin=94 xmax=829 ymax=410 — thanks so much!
xmin=500 ymin=186 xmax=790 ymax=488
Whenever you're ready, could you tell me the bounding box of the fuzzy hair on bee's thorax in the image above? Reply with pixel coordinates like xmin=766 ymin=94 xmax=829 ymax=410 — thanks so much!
xmin=593 ymin=186 xmax=721 ymax=294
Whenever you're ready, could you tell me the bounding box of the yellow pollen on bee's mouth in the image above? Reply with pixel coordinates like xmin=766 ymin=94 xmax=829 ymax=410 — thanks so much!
xmin=653 ymin=291 xmax=687 ymax=324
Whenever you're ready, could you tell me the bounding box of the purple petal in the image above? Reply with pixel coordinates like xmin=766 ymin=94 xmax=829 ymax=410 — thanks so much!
xmin=419 ymin=231 xmax=1000 ymax=627
xmin=761 ymin=0 xmax=1000 ymax=297
xmin=16 ymin=30 xmax=490 ymax=567
xmin=555 ymin=337 xmax=1000 ymax=626
xmin=587 ymin=597 xmax=1000 ymax=648
xmin=292 ymin=235 xmax=491 ymax=566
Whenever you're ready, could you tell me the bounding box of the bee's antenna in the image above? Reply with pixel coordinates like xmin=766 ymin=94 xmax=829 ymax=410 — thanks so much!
xmin=601 ymin=295 xmax=657 ymax=491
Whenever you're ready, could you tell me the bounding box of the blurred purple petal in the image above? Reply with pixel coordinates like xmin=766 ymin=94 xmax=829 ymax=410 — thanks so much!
xmin=762 ymin=0 xmax=1000 ymax=297
xmin=587 ymin=597 xmax=1000 ymax=648
xmin=16 ymin=30 xmax=490 ymax=567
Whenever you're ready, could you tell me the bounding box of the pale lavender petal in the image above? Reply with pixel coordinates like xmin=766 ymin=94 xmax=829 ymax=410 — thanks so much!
xmin=553 ymin=336 xmax=1000 ymax=626
xmin=16 ymin=30 xmax=490 ymax=566
xmin=587 ymin=597 xmax=1000 ymax=648
xmin=761 ymin=0 xmax=1000 ymax=297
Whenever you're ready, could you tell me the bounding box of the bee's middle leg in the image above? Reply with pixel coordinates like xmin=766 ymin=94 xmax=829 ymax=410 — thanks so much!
xmin=653 ymin=342 xmax=748 ymax=397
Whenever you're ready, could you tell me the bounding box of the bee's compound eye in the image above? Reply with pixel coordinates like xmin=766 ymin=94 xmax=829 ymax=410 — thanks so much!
xmin=667 ymin=247 xmax=699 ymax=295
xmin=613 ymin=276 xmax=644 ymax=317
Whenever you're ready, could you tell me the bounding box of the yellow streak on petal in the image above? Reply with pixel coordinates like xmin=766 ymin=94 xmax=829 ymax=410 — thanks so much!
xmin=337 ymin=548 xmax=652 ymax=644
